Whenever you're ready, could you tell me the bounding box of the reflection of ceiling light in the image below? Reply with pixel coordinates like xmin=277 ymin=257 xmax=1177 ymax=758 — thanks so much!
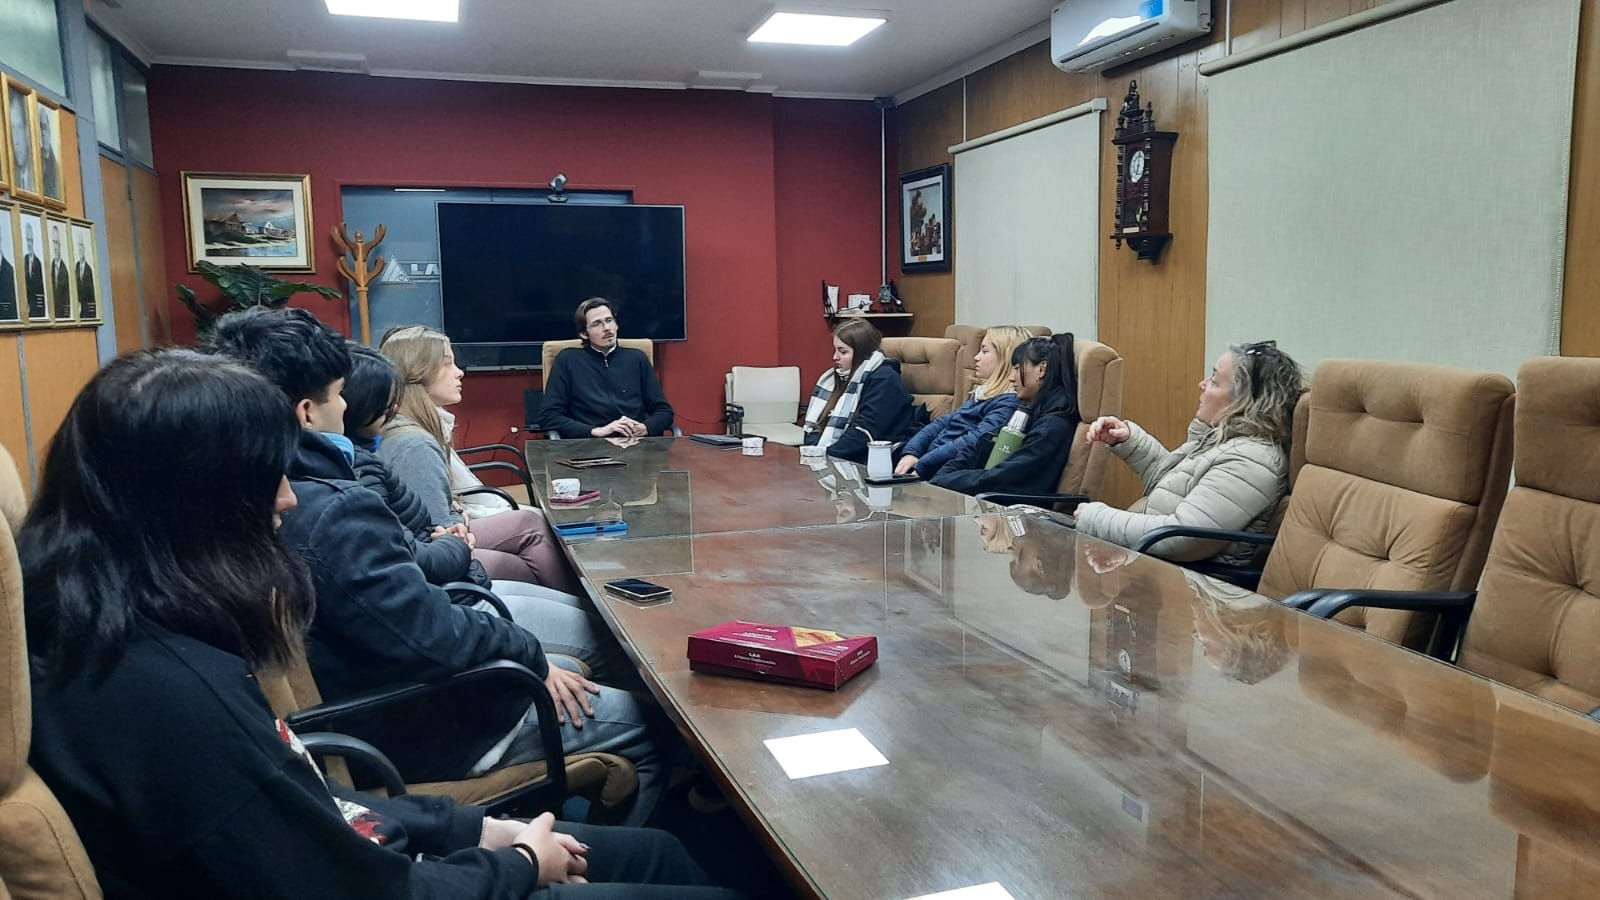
xmin=1079 ymin=16 xmax=1143 ymax=47
xmin=748 ymin=12 xmax=886 ymax=47
xmin=325 ymin=0 xmax=459 ymax=23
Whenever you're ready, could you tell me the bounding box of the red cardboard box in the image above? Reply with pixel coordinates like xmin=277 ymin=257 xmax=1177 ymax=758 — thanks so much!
xmin=687 ymin=620 xmax=878 ymax=690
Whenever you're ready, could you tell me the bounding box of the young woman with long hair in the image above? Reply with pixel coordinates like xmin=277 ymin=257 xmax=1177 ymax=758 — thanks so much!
xmin=378 ymin=326 xmax=581 ymax=594
xmin=895 ymin=325 xmax=1034 ymax=479
xmin=1076 ymin=340 xmax=1306 ymax=565
xmin=801 ymin=317 xmax=918 ymax=462
xmin=20 ymin=349 xmax=739 ymax=898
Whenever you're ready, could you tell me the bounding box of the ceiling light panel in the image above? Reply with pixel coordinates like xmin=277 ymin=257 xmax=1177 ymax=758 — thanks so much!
xmin=325 ymin=0 xmax=460 ymax=23
xmin=748 ymin=11 xmax=887 ymax=47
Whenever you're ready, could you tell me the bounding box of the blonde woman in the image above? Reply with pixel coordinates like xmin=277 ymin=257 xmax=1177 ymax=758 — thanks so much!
xmin=895 ymin=325 xmax=1033 ymax=479
xmin=379 ymin=326 xmax=580 ymax=594
xmin=1075 ymin=341 xmax=1306 ymax=566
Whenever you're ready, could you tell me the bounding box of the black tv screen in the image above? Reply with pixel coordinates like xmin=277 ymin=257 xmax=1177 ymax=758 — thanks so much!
xmin=437 ymin=203 xmax=686 ymax=353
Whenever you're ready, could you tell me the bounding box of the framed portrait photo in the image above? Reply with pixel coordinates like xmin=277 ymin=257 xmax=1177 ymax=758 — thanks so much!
xmin=35 ymin=95 xmax=65 ymax=208
xmin=0 ymin=203 xmax=21 ymax=326
xmin=69 ymin=220 xmax=99 ymax=323
xmin=899 ymin=163 xmax=951 ymax=273
xmin=15 ymin=206 xmax=49 ymax=323
xmin=0 ymin=87 xmax=10 ymax=196
xmin=182 ymin=172 xmax=315 ymax=272
xmin=5 ymin=78 xmax=42 ymax=204
xmin=44 ymin=214 xmax=72 ymax=322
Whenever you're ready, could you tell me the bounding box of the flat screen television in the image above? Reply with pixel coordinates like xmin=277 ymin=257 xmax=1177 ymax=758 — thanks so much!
xmin=437 ymin=202 xmax=686 ymax=366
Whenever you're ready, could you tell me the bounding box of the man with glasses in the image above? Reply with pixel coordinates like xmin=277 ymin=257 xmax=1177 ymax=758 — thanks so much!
xmin=540 ymin=296 xmax=675 ymax=438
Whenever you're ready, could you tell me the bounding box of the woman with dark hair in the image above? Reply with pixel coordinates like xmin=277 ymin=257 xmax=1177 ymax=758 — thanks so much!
xmin=930 ymin=333 xmax=1081 ymax=498
xmin=1075 ymin=340 xmax=1305 ymax=565
xmin=20 ymin=349 xmax=740 ymax=898
xmin=801 ymin=317 xmax=917 ymax=463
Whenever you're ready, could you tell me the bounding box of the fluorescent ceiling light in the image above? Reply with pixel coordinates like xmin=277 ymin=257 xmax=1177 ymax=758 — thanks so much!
xmin=748 ymin=11 xmax=886 ymax=47
xmin=325 ymin=0 xmax=459 ymax=23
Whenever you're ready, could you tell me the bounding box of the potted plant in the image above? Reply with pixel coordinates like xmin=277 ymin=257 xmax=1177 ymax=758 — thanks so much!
xmin=176 ymin=260 xmax=343 ymax=339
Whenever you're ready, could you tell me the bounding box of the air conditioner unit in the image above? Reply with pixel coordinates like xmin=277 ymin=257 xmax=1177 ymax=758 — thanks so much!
xmin=1051 ymin=0 xmax=1213 ymax=74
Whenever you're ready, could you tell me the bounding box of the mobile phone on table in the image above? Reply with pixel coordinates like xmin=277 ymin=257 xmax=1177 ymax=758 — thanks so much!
xmin=603 ymin=577 xmax=673 ymax=603
xmin=553 ymin=518 xmax=627 ymax=536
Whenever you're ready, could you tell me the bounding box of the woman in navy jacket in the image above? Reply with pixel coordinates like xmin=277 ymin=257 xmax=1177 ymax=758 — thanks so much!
xmin=801 ymin=318 xmax=917 ymax=463
xmin=895 ymin=325 xmax=1033 ymax=479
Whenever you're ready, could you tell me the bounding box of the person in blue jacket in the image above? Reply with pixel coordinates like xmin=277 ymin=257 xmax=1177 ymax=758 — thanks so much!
xmin=801 ymin=318 xmax=917 ymax=463
xmin=931 ymin=333 xmax=1081 ymax=498
xmin=894 ymin=325 xmax=1034 ymax=479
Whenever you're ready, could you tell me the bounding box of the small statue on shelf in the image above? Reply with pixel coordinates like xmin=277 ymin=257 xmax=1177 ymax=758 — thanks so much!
xmin=822 ymin=280 xmax=840 ymax=316
xmin=877 ymin=278 xmax=905 ymax=313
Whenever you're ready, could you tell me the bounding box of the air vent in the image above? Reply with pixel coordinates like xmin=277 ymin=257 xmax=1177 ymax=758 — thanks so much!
xmin=286 ymin=49 xmax=370 ymax=74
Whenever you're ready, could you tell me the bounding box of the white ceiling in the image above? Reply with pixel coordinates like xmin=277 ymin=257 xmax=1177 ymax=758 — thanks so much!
xmin=90 ymin=0 xmax=1057 ymax=102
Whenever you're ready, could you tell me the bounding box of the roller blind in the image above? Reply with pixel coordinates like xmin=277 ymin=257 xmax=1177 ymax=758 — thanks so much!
xmin=1205 ymin=0 xmax=1579 ymax=377
xmin=953 ymin=102 xmax=1103 ymax=335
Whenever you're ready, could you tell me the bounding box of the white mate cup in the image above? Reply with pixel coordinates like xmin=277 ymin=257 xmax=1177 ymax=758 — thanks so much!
xmin=551 ymin=477 xmax=581 ymax=499
xmin=866 ymin=440 xmax=893 ymax=479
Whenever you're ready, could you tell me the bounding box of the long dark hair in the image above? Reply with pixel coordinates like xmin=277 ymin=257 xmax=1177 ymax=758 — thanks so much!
xmin=1013 ymin=333 xmax=1081 ymax=422
xmin=19 ymin=349 xmax=313 ymax=681
xmin=342 ymin=342 xmax=401 ymax=452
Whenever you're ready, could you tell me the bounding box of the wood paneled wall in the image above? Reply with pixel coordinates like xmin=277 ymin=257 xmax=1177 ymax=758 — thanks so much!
xmin=897 ymin=0 xmax=1600 ymax=506
xmin=21 ymin=329 xmax=99 ymax=465
xmin=101 ymin=157 xmax=145 ymax=354
xmin=131 ymin=167 xmax=170 ymax=346
xmin=0 ymin=338 xmax=29 ymax=493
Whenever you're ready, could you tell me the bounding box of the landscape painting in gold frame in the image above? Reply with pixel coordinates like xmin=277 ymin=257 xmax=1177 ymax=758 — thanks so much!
xmin=182 ymin=172 xmax=315 ymax=272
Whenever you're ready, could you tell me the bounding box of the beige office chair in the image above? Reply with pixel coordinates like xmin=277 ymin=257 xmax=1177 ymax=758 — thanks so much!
xmin=1264 ymin=360 xmax=1515 ymax=652
xmin=1301 ymin=356 xmax=1600 ymax=705
xmin=944 ymin=324 xmax=1052 ymax=401
xmin=0 ymin=445 xmax=103 ymax=899
xmin=725 ymin=366 xmax=804 ymax=445
xmin=879 ymin=336 xmax=962 ymax=420
xmin=539 ymin=339 xmax=678 ymax=438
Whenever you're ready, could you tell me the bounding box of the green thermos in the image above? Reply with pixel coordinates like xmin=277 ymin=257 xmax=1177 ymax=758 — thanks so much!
xmin=984 ymin=410 xmax=1030 ymax=469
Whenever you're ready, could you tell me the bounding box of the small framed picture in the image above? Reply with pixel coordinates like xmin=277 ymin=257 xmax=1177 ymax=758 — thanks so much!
xmin=45 ymin=214 xmax=73 ymax=322
xmin=182 ymin=171 xmax=315 ymax=272
xmin=5 ymin=78 xmax=42 ymax=204
xmin=69 ymin=219 xmax=99 ymax=323
xmin=35 ymin=94 xmax=65 ymax=208
xmin=15 ymin=206 xmax=48 ymax=323
xmin=899 ymin=163 xmax=951 ymax=273
xmin=0 ymin=87 xmax=10 ymax=196
xmin=0 ymin=202 xmax=21 ymax=326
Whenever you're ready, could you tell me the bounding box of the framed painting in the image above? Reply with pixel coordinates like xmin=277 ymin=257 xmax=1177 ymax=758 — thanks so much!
xmin=35 ymin=94 xmax=64 ymax=208
xmin=0 ymin=86 xmax=9 ymax=196
xmin=0 ymin=202 xmax=20 ymax=325
xmin=70 ymin=219 xmax=99 ymax=323
xmin=5 ymin=78 xmax=41 ymax=204
xmin=45 ymin=213 xmax=72 ymax=322
xmin=899 ymin=163 xmax=951 ymax=273
xmin=182 ymin=172 xmax=315 ymax=272
xmin=15 ymin=206 xmax=48 ymax=323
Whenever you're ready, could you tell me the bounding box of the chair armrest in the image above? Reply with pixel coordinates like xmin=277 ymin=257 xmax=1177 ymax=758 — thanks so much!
xmin=1278 ymin=588 xmax=1342 ymax=610
xmin=668 ymin=425 xmax=683 ymax=437
xmin=286 ymin=660 xmax=566 ymax=795
xmin=459 ymin=443 xmax=526 ymax=459
xmin=976 ymin=491 xmax=1090 ymax=510
xmin=1133 ymin=526 xmax=1276 ymax=554
xmin=1301 ymin=589 xmax=1477 ymax=620
xmin=445 ymin=582 xmax=511 ymax=619
xmin=297 ymin=732 xmax=408 ymax=797
xmin=467 ymin=460 xmax=534 ymax=494
xmin=457 ymin=485 xmax=519 ymax=510
xmin=547 ymin=430 xmax=565 ymax=440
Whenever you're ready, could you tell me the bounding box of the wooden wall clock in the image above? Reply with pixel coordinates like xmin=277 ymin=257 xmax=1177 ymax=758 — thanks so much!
xmin=1110 ymin=81 xmax=1178 ymax=263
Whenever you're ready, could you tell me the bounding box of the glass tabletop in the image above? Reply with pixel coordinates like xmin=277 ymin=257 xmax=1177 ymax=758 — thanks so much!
xmin=566 ymin=512 xmax=1600 ymax=899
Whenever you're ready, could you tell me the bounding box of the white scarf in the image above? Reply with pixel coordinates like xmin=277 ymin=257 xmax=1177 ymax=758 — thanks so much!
xmin=803 ymin=350 xmax=887 ymax=450
xmin=438 ymin=407 xmax=513 ymax=519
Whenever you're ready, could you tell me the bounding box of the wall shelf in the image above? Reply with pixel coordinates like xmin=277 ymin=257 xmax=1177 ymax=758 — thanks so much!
xmin=826 ymin=312 xmax=914 ymax=319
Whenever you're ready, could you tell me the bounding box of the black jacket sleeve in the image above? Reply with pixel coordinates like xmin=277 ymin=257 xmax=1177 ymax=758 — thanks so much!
xmin=827 ymin=367 xmax=915 ymax=463
xmin=638 ymin=357 xmax=675 ymax=435
xmin=930 ymin=414 xmax=1076 ymax=497
xmin=297 ymin=485 xmax=548 ymax=699
xmin=412 ymin=533 xmax=473 ymax=587
xmin=538 ymin=350 xmax=593 ymax=438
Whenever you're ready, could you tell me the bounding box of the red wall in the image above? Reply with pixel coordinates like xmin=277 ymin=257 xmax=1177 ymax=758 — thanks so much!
xmin=148 ymin=68 xmax=892 ymax=449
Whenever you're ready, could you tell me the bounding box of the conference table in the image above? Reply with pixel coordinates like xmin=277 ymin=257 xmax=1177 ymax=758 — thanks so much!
xmin=522 ymin=437 xmax=1600 ymax=899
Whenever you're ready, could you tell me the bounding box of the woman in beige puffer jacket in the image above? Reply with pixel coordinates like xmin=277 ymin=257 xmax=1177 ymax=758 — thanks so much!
xmin=1073 ymin=341 xmax=1305 ymax=565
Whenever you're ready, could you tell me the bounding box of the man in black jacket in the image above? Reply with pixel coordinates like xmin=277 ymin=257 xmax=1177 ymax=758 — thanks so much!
xmin=540 ymin=298 xmax=674 ymax=438
xmin=209 ymin=307 xmax=664 ymax=825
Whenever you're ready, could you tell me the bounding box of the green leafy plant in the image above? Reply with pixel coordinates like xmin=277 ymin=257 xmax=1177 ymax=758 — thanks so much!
xmin=176 ymin=260 xmax=342 ymax=339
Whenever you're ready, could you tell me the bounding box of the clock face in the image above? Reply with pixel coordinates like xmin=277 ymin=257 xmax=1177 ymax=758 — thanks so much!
xmin=1129 ymin=149 xmax=1147 ymax=184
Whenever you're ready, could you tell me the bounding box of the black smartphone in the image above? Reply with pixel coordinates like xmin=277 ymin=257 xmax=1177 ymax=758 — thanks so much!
xmin=603 ymin=577 xmax=673 ymax=602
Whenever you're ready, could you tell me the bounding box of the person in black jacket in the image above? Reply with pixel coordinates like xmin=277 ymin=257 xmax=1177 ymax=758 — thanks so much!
xmin=540 ymin=298 xmax=675 ymax=438
xmin=208 ymin=308 xmax=666 ymax=827
xmin=931 ymin=334 xmax=1080 ymax=499
xmin=801 ymin=317 xmax=917 ymax=463
xmin=20 ymin=348 xmax=741 ymax=898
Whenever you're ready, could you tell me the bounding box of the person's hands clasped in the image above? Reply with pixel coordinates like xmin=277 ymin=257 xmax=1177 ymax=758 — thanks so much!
xmin=1085 ymin=416 xmax=1130 ymax=446
xmin=893 ymin=454 xmax=920 ymax=476
xmin=431 ymin=523 xmax=475 ymax=549
xmin=544 ymin=666 xmax=600 ymax=728
xmin=593 ymin=417 xmax=647 ymax=438
xmin=511 ymin=813 xmax=590 ymax=886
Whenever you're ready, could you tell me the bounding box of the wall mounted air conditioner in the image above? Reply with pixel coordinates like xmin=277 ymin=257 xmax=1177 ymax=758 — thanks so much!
xmin=1052 ymin=0 xmax=1213 ymax=74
